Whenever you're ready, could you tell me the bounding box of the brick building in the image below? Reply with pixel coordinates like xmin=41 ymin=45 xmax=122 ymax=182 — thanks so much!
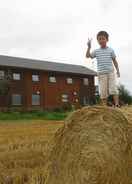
xmin=0 ymin=55 xmax=97 ymax=111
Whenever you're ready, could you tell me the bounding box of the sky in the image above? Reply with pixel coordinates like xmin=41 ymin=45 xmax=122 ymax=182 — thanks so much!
xmin=0 ymin=0 xmax=132 ymax=93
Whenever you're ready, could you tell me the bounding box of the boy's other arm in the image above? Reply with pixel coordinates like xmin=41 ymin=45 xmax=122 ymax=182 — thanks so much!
xmin=112 ymin=58 xmax=120 ymax=77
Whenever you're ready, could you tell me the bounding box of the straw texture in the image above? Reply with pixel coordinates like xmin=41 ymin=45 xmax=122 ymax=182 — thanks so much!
xmin=45 ymin=106 xmax=132 ymax=184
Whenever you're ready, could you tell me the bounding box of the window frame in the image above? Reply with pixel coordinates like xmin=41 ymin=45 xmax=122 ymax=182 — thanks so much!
xmin=61 ymin=93 xmax=69 ymax=103
xmin=11 ymin=94 xmax=22 ymax=106
xmin=83 ymin=96 xmax=90 ymax=105
xmin=13 ymin=73 xmax=21 ymax=80
xmin=66 ymin=77 xmax=73 ymax=84
xmin=73 ymin=91 xmax=77 ymax=95
xmin=49 ymin=76 xmax=56 ymax=83
xmin=32 ymin=93 xmax=40 ymax=106
xmin=0 ymin=70 xmax=5 ymax=80
xmin=83 ymin=78 xmax=89 ymax=86
xmin=32 ymin=73 xmax=40 ymax=82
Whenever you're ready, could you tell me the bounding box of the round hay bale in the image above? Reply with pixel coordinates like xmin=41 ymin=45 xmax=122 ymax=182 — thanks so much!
xmin=45 ymin=106 xmax=132 ymax=184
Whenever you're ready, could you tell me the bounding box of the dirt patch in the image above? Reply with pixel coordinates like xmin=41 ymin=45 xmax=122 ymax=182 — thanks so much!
xmin=45 ymin=106 xmax=132 ymax=184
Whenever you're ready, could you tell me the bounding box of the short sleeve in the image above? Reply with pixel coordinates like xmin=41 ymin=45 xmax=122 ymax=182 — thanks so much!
xmin=111 ymin=49 xmax=116 ymax=59
xmin=90 ymin=50 xmax=96 ymax=58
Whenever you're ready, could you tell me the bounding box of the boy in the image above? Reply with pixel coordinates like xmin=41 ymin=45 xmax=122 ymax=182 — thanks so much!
xmin=86 ymin=31 xmax=120 ymax=107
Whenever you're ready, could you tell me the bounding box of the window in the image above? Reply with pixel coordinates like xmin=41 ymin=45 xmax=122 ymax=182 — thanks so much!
xmin=32 ymin=74 xmax=40 ymax=82
xmin=0 ymin=70 xmax=5 ymax=80
xmin=32 ymin=94 xmax=40 ymax=105
xmin=61 ymin=94 xmax=68 ymax=102
xmin=73 ymin=91 xmax=77 ymax=95
xmin=49 ymin=76 xmax=56 ymax=83
xmin=95 ymin=85 xmax=99 ymax=96
xmin=83 ymin=96 xmax=90 ymax=105
xmin=75 ymin=98 xmax=79 ymax=102
xmin=6 ymin=70 xmax=12 ymax=80
xmin=83 ymin=78 xmax=89 ymax=85
xmin=67 ymin=78 xmax=73 ymax=84
xmin=12 ymin=94 xmax=22 ymax=105
xmin=13 ymin=73 xmax=21 ymax=80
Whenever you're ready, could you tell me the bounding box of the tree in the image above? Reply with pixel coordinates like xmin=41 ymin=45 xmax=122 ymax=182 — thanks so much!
xmin=118 ymin=84 xmax=132 ymax=105
xmin=0 ymin=79 xmax=9 ymax=95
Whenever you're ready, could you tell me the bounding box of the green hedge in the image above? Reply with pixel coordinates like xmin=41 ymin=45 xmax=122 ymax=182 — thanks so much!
xmin=0 ymin=111 xmax=71 ymax=121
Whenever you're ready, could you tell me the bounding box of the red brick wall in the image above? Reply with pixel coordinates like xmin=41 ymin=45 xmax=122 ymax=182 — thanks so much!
xmin=0 ymin=67 xmax=96 ymax=111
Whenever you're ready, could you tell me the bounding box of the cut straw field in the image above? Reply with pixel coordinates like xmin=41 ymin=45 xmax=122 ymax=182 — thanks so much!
xmin=0 ymin=106 xmax=131 ymax=183
xmin=0 ymin=120 xmax=64 ymax=183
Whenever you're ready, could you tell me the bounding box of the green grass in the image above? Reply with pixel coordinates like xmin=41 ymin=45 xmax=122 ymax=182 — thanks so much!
xmin=0 ymin=111 xmax=71 ymax=121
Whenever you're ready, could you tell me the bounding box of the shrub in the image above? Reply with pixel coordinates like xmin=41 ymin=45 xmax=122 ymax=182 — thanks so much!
xmin=61 ymin=102 xmax=73 ymax=111
xmin=0 ymin=80 xmax=9 ymax=95
xmin=96 ymin=84 xmax=132 ymax=105
xmin=118 ymin=84 xmax=132 ymax=105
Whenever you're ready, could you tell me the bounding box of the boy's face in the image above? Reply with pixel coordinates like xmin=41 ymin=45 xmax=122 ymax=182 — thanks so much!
xmin=97 ymin=35 xmax=108 ymax=48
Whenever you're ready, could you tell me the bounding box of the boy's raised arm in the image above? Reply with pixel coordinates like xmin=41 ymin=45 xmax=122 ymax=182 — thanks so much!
xmin=86 ymin=38 xmax=92 ymax=58
xmin=86 ymin=47 xmax=91 ymax=58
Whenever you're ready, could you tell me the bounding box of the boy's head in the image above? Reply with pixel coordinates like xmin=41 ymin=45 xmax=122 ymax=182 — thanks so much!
xmin=97 ymin=31 xmax=109 ymax=48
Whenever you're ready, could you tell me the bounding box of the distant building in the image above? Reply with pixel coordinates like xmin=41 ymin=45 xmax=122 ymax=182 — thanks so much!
xmin=0 ymin=55 xmax=97 ymax=111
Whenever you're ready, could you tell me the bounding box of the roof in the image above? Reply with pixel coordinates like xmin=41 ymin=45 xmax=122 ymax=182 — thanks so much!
xmin=0 ymin=55 xmax=97 ymax=76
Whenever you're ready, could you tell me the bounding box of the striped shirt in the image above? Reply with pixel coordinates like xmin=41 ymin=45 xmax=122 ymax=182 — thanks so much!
xmin=90 ymin=46 xmax=116 ymax=74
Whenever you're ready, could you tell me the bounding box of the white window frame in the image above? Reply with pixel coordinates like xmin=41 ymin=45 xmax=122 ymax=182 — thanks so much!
xmin=0 ymin=70 xmax=5 ymax=80
xmin=83 ymin=96 xmax=89 ymax=105
xmin=61 ymin=94 xmax=69 ymax=102
xmin=32 ymin=74 xmax=40 ymax=82
xmin=13 ymin=73 xmax=21 ymax=80
xmin=73 ymin=91 xmax=77 ymax=95
xmin=75 ymin=98 xmax=79 ymax=102
xmin=66 ymin=78 xmax=73 ymax=84
xmin=32 ymin=94 xmax=40 ymax=106
xmin=12 ymin=94 xmax=22 ymax=106
xmin=49 ymin=76 xmax=56 ymax=83
xmin=83 ymin=78 xmax=89 ymax=85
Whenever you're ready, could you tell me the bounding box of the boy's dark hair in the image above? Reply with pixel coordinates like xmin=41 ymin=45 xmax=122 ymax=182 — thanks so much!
xmin=97 ymin=31 xmax=109 ymax=40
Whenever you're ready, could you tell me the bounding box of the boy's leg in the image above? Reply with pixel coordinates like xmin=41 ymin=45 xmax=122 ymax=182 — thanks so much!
xmin=113 ymin=94 xmax=119 ymax=106
xmin=98 ymin=73 xmax=108 ymax=106
xmin=108 ymin=71 xmax=120 ymax=107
